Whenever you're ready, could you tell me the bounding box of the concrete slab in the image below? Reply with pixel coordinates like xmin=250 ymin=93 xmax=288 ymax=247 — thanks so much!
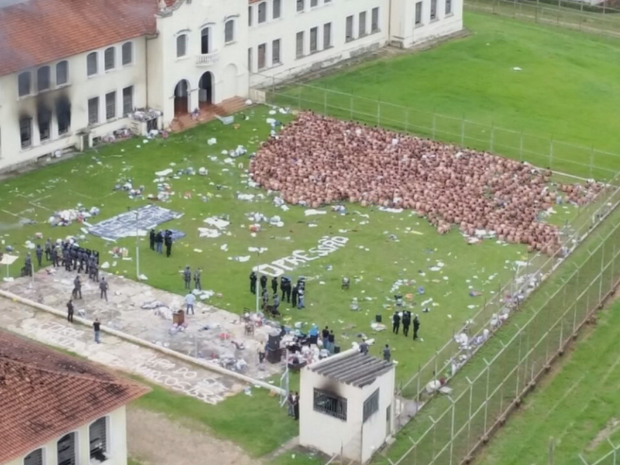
xmin=1 ymin=269 xmax=283 ymax=380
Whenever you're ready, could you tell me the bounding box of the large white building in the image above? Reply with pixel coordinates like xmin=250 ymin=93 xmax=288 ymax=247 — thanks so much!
xmin=0 ymin=330 xmax=149 ymax=465
xmin=0 ymin=0 xmax=462 ymax=172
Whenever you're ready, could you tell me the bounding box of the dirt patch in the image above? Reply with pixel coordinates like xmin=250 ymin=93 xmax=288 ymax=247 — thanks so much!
xmin=587 ymin=418 xmax=620 ymax=451
xmin=127 ymin=407 xmax=259 ymax=465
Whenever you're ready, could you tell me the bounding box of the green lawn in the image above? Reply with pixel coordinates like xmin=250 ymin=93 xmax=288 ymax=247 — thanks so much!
xmin=279 ymin=12 xmax=620 ymax=179
xmin=475 ymin=298 xmax=620 ymax=465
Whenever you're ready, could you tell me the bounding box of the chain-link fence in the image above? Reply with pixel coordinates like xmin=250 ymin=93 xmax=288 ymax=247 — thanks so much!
xmin=466 ymin=0 xmax=620 ymax=38
xmin=580 ymin=441 xmax=620 ymax=465
xmin=264 ymin=84 xmax=620 ymax=181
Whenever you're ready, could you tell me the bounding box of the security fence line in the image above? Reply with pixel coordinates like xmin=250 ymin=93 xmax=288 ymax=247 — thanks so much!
xmin=580 ymin=440 xmax=620 ymax=465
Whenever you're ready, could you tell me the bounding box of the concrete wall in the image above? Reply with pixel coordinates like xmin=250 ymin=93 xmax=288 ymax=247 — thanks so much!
xmin=299 ymin=350 xmax=396 ymax=463
xmin=0 ymin=38 xmax=147 ymax=171
xmin=6 ymin=406 xmax=128 ymax=465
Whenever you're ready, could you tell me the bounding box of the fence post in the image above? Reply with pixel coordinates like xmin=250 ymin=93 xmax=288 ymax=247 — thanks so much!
xmin=417 ymin=364 xmax=422 ymax=403
xmin=612 ymin=245 xmax=617 ymax=290
xmin=599 ymin=242 xmax=606 ymax=306
xmin=323 ymin=91 xmax=328 ymax=114
xmin=405 ymin=109 xmax=409 ymax=133
xmin=449 ymin=397 xmax=456 ymax=465
xmin=461 ymin=115 xmax=465 ymax=146
xmin=515 ymin=327 xmax=523 ymax=397
xmin=490 ymin=121 xmax=495 ymax=152
xmin=297 ymin=86 xmax=302 ymax=110
xmin=466 ymin=378 xmax=474 ymax=455
xmin=350 ymin=96 xmax=354 ymax=119
xmin=589 ymin=146 xmax=594 ymax=180
xmin=519 ymin=131 xmax=524 ymax=161
xmin=483 ymin=359 xmax=491 ymax=435
xmin=378 ymin=99 xmax=381 ymax=125
xmin=432 ymin=113 xmax=437 ymax=140
xmin=434 ymin=350 xmax=439 ymax=384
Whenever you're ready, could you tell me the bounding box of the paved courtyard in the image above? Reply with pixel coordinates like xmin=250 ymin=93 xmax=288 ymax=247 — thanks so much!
xmin=1 ymin=270 xmax=282 ymax=380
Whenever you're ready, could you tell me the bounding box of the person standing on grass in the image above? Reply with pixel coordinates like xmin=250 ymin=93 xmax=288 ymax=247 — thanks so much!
xmin=183 ymin=266 xmax=192 ymax=290
xmin=383 ymin=344 xmax=391 ymax=362
xmin=293 ymin=391 xmax=300 ymax=421
xmin=271 ymin=276 xmax=278 ymax=295
xmin=93 ymin=318 xmax=101 ymax=344
xmin=322 ymin=326 xmax=330 ymax=349
xmin=287 ymin=393 xmax=295 ymax=417
xmin=328 ymin=330 xmax=335 ymax=354
xmin=402 ymin=311 xmax=411 ymax=337
xmin=67 ymin=299 xmax=74 ymax=323
xmin=250 ymin=271 xmax=257 ymax=294
xmin=165 ymin=232 xmax=173 ymax=257
xmin=291 ymin=284 xmax=298 ymax=308
xmin=359 ymin=338 xmax=369 ymax=355
xmin=149 ymin=229 xmax=156 ymax=251
xmin=99 ymin=277 xmax=109 ymax=301
xmin=35 ymin=244 xmax=43 ymax=268
xmin=260 ymin=275 xmax=268 ymax=294
xmin=45 ymin=239 xmax=52 ymax=261
xmin=155 ymin=230 xmax=164 ymax=254
xmin=297 ymin=287 xmax=305 ymax=309
xmin=51 ymin=245 xmax=58 ymax=268
xmin=273 ymin=293 xmax=280 ymax=315
xmin=413 ymin=314 xmax=421 ymax=341
xmin=392 ymin=311 xmax=401 ymax=335
xmin=185 ymin=292 xmax=196 ymax=315
xmin=194 ymin=268 xmax=202 ymax=291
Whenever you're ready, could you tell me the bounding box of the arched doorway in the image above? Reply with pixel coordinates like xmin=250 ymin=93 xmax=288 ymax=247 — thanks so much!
xmin=174 ymin=80 xmax=190 ymax=115
xmin=198 ymin=72 xmax=214 ymax=109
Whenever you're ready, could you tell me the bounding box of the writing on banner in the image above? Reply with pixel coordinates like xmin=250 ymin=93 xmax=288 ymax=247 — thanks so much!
xmin=254 ymin=236 xmax=349 ymax=277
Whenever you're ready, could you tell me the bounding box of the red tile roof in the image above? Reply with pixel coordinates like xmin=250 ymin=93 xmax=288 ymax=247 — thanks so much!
xmin=0 ymin=330 xmax=149 ymax=463
xmin=0 ymin=0 xmax=159 ymax=77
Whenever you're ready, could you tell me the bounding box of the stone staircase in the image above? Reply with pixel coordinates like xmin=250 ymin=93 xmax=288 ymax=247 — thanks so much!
xmin=169 ymin=96 xmax=247 ymax=132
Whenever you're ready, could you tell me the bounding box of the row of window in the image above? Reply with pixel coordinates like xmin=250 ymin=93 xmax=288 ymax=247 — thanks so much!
xmin=312 ymin=388 xmax=380 ymax=423
xmin=249 ymin=0 xmax=333 ymax=27
xmin=18 ymin=61 xmax=68 ymax=97
xmin=346 ymin=8 xmax=380 ymax=42
xmin=415 ymin=0 xmax=452 ymax=25
xmin=87 ymin=42 xmax=133 ymax=77
xmin=176 ymin=20 xmax=235 ymax=58
xmin=250 ymin=38 xmax=282 ymax=71
xmin=297 ymin=0 xmax=332 ymax=13
xmin=295 ymin=23 xmax=332 ymax=59
xmin=23 ymin=417 xmax=108 ymax=465
xmin=88 ymin=86 xmax=134 ymax=125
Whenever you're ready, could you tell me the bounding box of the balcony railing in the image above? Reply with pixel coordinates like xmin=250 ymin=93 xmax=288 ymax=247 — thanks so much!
xmin=196 ymin=52 xmax=219 ymax=66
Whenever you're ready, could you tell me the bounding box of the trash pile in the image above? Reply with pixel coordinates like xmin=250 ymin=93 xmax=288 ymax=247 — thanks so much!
xmin=48 ymin=204 xmax=101 ymax=226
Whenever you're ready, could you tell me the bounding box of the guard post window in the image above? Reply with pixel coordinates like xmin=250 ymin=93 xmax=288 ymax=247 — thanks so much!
xmin=314 ymin=389 xmax=347 ymax=421
xmin=363 ymin=388 xmax=380 ymax=422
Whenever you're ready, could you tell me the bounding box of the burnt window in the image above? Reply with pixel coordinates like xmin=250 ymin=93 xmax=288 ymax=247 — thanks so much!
xmin=57 ymin=432 xmax=76 ymax=465
xmin=314 ymin=388 xmax=347 ymax=421
xmin=363 ymin=388 xmax=380 ymax=422
xmin=38 ymin=105 xmax=52 ymax=141
xmin=106 ymin=91 xmax=116 ymax=120
xmin=87 ymin=52 xmax=98 ymax=76
xmin=56 ymin=61 xmax=68 ymax=85
xmin=89 ymin=417 xmax=108 ymax=461
xmin=37 ymin=66 xmax=50 ymax=92
xmin=88 ymin=97 xmax=99 ymax=125
xmin=123 ymin=86 xmax=134 ymax=115
xmin=24 ymin=448 xmax=43 ymax=465
xmin=122 ymin=42 xmax=133 ymax=65
xmin=104 ymin=47 xmax=115 ymax=71
xmin=18 ymin=72 xmax=31 ymax=97
xmin=19 ymin=117 xmax=32 ymax=148
xmin=56 ymin=96 xmax=71 ymax=135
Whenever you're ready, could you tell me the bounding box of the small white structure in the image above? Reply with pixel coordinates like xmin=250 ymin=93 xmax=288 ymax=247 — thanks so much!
xmin=299 ymin=348 xmax=395 ymax=463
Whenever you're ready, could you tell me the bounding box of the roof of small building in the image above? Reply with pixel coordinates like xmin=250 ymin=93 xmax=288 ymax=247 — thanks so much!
xmin=0 ymin=0 xmax=162 ymax=77
xmin=308 ymin=350 xmax=394 ymax=388
xmin=0 ymin=330 xmax=149 ymax=463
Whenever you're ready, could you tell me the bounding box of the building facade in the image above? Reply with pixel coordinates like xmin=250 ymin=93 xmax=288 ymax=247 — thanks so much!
xmin=0 ymin=0 xmax=462 ymax=171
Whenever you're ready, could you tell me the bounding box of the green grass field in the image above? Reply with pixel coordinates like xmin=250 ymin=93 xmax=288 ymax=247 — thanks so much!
xmin=2 ymin=11 xmax=619 ymax=465
xmin=475 ymin=298 xmax=620 ymax=465
xmin=277 ymin=12 xmax=620 ymax=179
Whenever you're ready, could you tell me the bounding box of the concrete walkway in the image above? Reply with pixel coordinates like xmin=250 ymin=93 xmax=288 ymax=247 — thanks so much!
xmin=0 ymin=296 xmax=250 ymax=404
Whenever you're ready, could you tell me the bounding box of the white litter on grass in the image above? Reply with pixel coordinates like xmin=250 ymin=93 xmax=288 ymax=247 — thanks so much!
xmin=204 ymin=217 xmax=230 ymax=229
xmin=430 ymin=267 xmax=441 ymax=272
xmin=237 ymin=193 xmax=255 ymax=201
xmin=379 ymin=207 xmax=403 ymax=213
xmin=468 ymin=305 xmax=476 ymax=309
xmin=248 ymin=247 xmax=268 ymax=253
xmin=513 ymin=66 xmax=522 ymax=71
xmin=515 ymin=260 xmax=528 ymax=267
xmin=101 ymin=262 xmax=110 ymax=269
xmin=198 ymin=228 xmax=221 ymax=238
xmin=138 ymin=274 xmax=148 ymax=280
xmin=305 ymin=209 xmax=326 ymax=216
xmin=220 ymin=244 xmax=228 ymax=251
xmin=229 ymin=256 xmax=251 ymax=262
xmin=208 ymin=138 xmax=217 ymax=145
xmin=155 ymin=168 xmax=173 ymax=177
xmin=266 ymin=118 xmax=276 ymax=125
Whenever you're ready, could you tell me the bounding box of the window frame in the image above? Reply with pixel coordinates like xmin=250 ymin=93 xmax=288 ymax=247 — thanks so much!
xmin=296 ymin=0 xmax=304 ymax=13
xmin=431 ymin=0 xmax=438 ymax=21
xmin=323 ymin=22 xmax=332 ymax=48
xmin=310 ymin=27 xmax=318 ymax=53
xmin=272 ymin=38 xmax=281 ymax=65
xmin=87 ymin=52 xmax=98 ymax=77
xmin=176 ymin=34 xmax=188 ymax=58
xmin=123 ymin=86 xmax=134 ymax=116
xmin=257 ymin=43 xmax=267 ymax=69
xmin=345 ymin=15 xmax=354 ymax=42
xmin=104 ymin=47 xmax=115 ymax=71
xmin=23 ymin=447 xmax=44 ymax=465
xmin=273 ymin=0 xmax=281 ymax=19
xmin=313 ymin=388 xmax=348 ymax=421
xmin=359 ymin=11 xmax=367 ymax=37
xmin=57 ymin=431 xmax=77 ymax=465
xmin=363 ymin=388 xmax=380 ymax=423
xmin=19 ymin=116 xmax=32 ymax=149
xmin=18 ymin=71 xmax=31 ymax=97
xmin=446 ymin=0 xmax=453 ymax=15
xmin=106 ymin=91 xmax=116 ymax=121
xmin=225 ymin=19 xmax=235 ymax=43
xmin=56 ymin=61 xmax=69 ymax=86
xmin=37 ymin=66 xmax=51 ymax=92
xmin=89 ymin=416 xmax=109 ymax=461
xmin=122 ymin=42 xmax=133 ymax=66
xmin=371 ymin=7 xmax=380 ymax=32
xmin=295 ymin=31 xmax=304 ymax=59
xmin=88 ymin=96 xmax=100 ymax=125
xmin=258 ymin=2 xmax=267 ymax=23
xmin=310 ymin=0 xmax=318 ymax=7
xmin=415 ymin=1 xmax=423 ymax=25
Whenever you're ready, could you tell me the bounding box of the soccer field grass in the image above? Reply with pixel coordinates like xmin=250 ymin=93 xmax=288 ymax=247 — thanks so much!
xmin=474 ymin=298 xmax=620 ymax=465
xmin=286 ymin=12 xmax=620 ymax=177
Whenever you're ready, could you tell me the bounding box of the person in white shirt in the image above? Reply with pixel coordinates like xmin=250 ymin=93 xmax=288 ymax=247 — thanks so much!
xmin=185 ymin=292 xmax=196 ymax=315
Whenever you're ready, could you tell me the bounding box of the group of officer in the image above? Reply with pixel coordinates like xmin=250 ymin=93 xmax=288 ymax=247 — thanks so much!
xmin=149 ymin=229 xmax=174 ymax=257
xmin=22 ymin=239 xmax=100 ymax=280
xmin=249 ymin=272 xmax=307 ymax=312
xmin=182 ymin=265 xmax=202 ymax=290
